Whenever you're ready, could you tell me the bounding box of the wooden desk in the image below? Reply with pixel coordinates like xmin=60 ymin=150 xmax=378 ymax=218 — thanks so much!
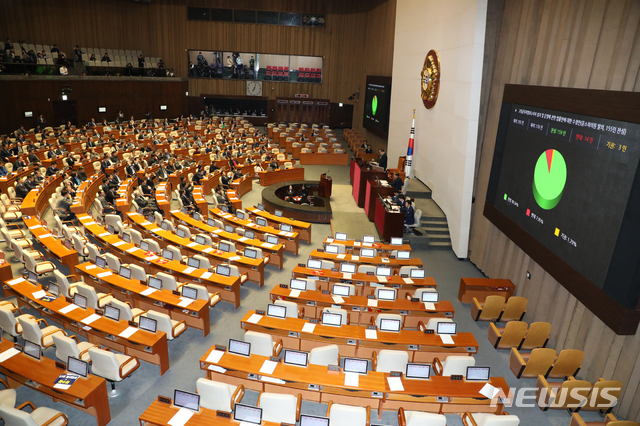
xmin=300 ymin=152 xmax=349 ymax=166
xmin=457 ymin=278 xmax=516 ymax=304
xmin=269 ymin=285 xmax=454 ymax=327
xmin=321 ymin=237 xmax=411 ymax=253
xmin=139 ymin=400 xmax=281 ymax=426
xmin=352 ymin=160 xmax=387 ymax=208
xmin=155 ymin=182 xmax=172 ymax=218
xmin=21 ymin=174 xmax=65 ymax=217
xmin=210 ymin=208 xmax=299 ymax=255
xmin=258 ymin=167 xmax=305 ymax=187
xmin=71 ymin=175 xmax=103 ymax=215
xmin=0 ymin=167 xmax=35 ymax=195
xmin=246 ymin=206 xmax=311 ymax=244
xmin=240 ymin=310 xmax=477 ymax=362
xmin=76 ymin=214 xmax=243 ymax=308
xmin=170 ymin=210 xmax=284 ymax=270
xmin=231 ymin=175 xmax=252 ymax=198
xmin=115 ymin=178 xmax=135 ymax=218
xmin=4 ymin=277 xmax=170 ymax=375
xmin=0 ymin=339 xmax=111 ymax=426
xmin=366 ymin=178 xmax=395 ymax=222
xmin=127 ymin=212 xmax=265 ymax=287
xmin=75 ymin=262 xmax=211 ymax=337
xmin=23 ymin=217 xmax=79 ymax=272
xmin=291 ymin=265 xmax=436 ymax=293
xmin=308 ymin=250 xmax=423 ymax=272
xmin=200 ymin=349 xmax=506 ymax=415
xmin=374 ymin=195 xmax=404 ymax=242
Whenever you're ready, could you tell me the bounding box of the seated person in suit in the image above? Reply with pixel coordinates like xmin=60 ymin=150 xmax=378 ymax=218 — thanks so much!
xmin=125 ymin=160 xmax=136 ymax=177
xmin=299 ymin=194 xmax=311 ymax=205
xmin=179 ymin=189 xmax=199 ymax=213
xmin=77 ymin=166 xmax=88 ymax=181
xmin=46 ymin=162 xmax=59 ymax=176
xmin=391 ymin=172 xmax=403 ymax=192
xmin=56 ymin=190 xmax=76 ymax=222
xmin=298 ymin=184 xmax=308 ymax=197
xmin=14 ymin=177 xmax=30 ymax=199
xmin=24 ymin=174 xmax=38 ymax=191
xmin=403 ymin=200 xmax=415 ymax=233
xmin=285 ymin=185 xmax=295 ymax=202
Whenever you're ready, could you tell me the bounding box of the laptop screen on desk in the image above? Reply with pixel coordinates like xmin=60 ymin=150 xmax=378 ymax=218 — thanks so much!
xmin=187 ymin=257 xmax=200 ymax=269
xmin=325 ymin=244 xmax=339 ymax=254
xmin=23 ymin=340 xmax=41 ymax=360
xmin=436 ymin=322 xmax=457 ymax=335
xmin=321 ymin=312 xmax=342 ymax=327
xmin=229 ymin=339 xmax=250 ymax=356
xmin=379 ymin=318 xmax=401 ymax=332
xmin=396 ymin=250 xmax=410 ymax=260
xmin=283 ymin=349 xmax=308 ymax=367
xmin=343 ymin=357 xmax=368 ymax=374
xmin=234 ymin=404 xmax=262 ymax=425
xmin=360 ymin=248 xmax=375 ymax=258
xmin=390 ymin=237 xmax=403 ymax=246
xmin=377 ymin=288 xmax=396 ymax=301
xmin=422 ymin=291 xmax=439 ymax=302
xmin=174 ymin=389 xmax=200 ymax=412
xmin=290 ymin=279 xmax=307 ymax=291
xmin=466 ymin=366 xmax=490 ymax=381
xmin=410 ymin=269 xmax=425 ymax=279
xmin=340 ymin=263 xmax=356 ymax=274
xmin=307 ymin=259 xmax=322 ymax=270
xmin=332 ymin=284 xmax=350 ymax=297
xmin=375 ymin=266 xmax=392 ymax=277
xmin=217 ymin=264 xmax=231 ymax=277
xmin=68 ymin=356 xmax=89 ymax=377
xmin=335 ymin=232 xmax=347 ymax=241
xmin=96 ymin=256 xmax=107 ymax=269
xmin=148 ymin=276 xmax=162 ymax=290
xmin=363 ymin=235 xmax=375 ymax=244
xmin=119 ymin=266 xmax=131 ymax=279
xmin=104 ymin=305 xmax=120 ymax=321
xmin=406 ymin=363 xmax=431 ymax=380
xmin=181 ymin=286 xmax=198 ymax=301
xmin=74 ymin=293 xmax=87 ymax=309
xmin=256 ymin=217 xmax=267 ymax=226
xmin=266 ymin=304 xmax=287 ymax=319
xmin=139 ymin=316 xmax=157 ymax=333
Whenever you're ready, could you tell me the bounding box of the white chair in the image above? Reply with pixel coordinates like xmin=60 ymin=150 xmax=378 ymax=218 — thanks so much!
xmin=142 ymin=238 xmax=161 ymax=253
xmin=53 ymin=270 xmax=79 ymax=298
xmin=72 ymin=233 xmax=89 ymax=259
xmin=298 ymin=278 xmax=317 ymax=291
xmin=110 ymin=299 xmax=145 ymax=322
xmin=357 ymin=265 xmax=376 ymax=274
xmin=177 ymin=224 xmax=191 ymax=238
xmin=423 ymin=317 xmax=454 ymax=332
xmin=52 ymin=333 xmax=97 ymax=363
xmin=399 ymin=265 xmax=418 ymax=276
xmin=195 ymin=233 xmax=213 ymax=246
xmin=164 ymin=245 xmax=183 ymax=262
xmin=398 ymin=408 xmax=447 ymax=426
xmin=18 ymin=316 xmax=66 ymax=349
xmin=320 ymin=260 xmax=335 ymax=270
xmin=218 ymin=240 xmax=237 ymax=253
xmin=156 ymin=272 xmax=183 ymax=292
xmin=24 ymin=251 xmax=55 ymax=277
xmin=0 ymin=378 xmax=16 ymax=410
xmin=410 ymin=288 xmax=437 ymax=300
xmin=462 ymin=412 xmax=520 ymax=426
xmin=327 ymin=401 xmax=369 ymax=426
xmin=258 ymin=392 xmax=301 ymax=424
xmin=193 ymin=255 xmax=211 ymax=270
xmin=128 ymin=229 xmax=143 ymax=245
xmin=161 ymin=219 xmax=175 ymax=232
xmin=273 ymin=300 xmax=303 ymax=318
xmin=128 ymin=264 xmax=147 ymax=282
xmin=75 ymin=282 xmax=114 ymax=309
xmin=308 ymin=344 xmax=340 ymax=366
xmin=86 ymin=243 xmax=103 ymax=262
xmin=227 ymin=265 xmax=248 ymax=283
xmin=143 ymin=310 xmax=186 ymax=340
xmin=105 ymin=253 xmax=121 ymax=271
xmin=406 ymin=209 xmax=422 ymax=231
xmin=321 ymin=307 xmax=349 ymax=325
xmin=184 ymin=284 xmax=221 ymax=307
xmin=88 ymin=347 xmax=140 ymax=397
xmin=154 ymin=211 xmax=163 ymax=226
xmin=243 ymin=330 xmax=283 ymax=357
xmin=432 ymin=355 xmax=476 ymax=376
xmin=0 ymin=402 xmax=69 ymax=426
xmin=373 ymin=349 xmax=409 ymax=373
xmin=195 ymin=378 xmax=244 ymax=411
xmin=0 ymin=304 xmax=35 ymax=341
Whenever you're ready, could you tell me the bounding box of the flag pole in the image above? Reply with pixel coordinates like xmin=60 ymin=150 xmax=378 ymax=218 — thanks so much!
xmin=404 ymin=109 xmax=416 ymax=178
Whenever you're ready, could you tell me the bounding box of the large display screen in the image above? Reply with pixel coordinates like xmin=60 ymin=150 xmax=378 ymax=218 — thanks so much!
xmin=363 ymin=76 xmax=392 ymax=138
xmin=485 ymin=85 xmax=640 ymax=333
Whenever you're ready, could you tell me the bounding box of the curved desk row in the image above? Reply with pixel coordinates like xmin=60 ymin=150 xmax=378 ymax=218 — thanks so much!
xmin=308 ymin=250 xmax=423 ymax=272
xmin=199 ymin=348 xmax=506 ymax=415
xmin=258 ymin=167 xmax=305 ymax=187
xmin=246 ymin=206 xmax=311 ymax=244
xmin=76 ymin=214 xmax=243 ymax=308
xmin=321 ymin=237 xmax=412 ymax=253
xmin=4 ymin=276 xmax=169 ymax=375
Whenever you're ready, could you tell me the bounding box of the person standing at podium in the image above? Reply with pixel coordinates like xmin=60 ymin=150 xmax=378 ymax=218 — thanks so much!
xmin=378 ymin=149 xmax=388 ymax=170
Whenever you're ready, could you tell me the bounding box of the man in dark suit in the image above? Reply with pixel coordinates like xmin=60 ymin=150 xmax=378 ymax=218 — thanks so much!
xmin=46 ymin=163 xmax=59 ymax=176
xmin=378 ymin=149 xmax=388 ymax=170
xmin=391 ymin=172 xmax=403 ymax=192
xmin=15 ymin=177 xmax=29 ymax=199
xmin=100 ymin=158 xmax=111 ymax=173
xmin=125 ymin=161 xmax=136 ymax=177
xmin=27 ymin=150 xmax=40 ymax=165
xmin=13 ymin=157 xmax=26 ymax=170
xmin=403 ymin=200 xmax=415 ymax=233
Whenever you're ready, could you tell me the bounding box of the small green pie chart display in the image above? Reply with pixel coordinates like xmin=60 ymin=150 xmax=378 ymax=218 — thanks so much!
xmin=372 ymin=95 xmax=378 ymax=115
xmin=533 ymin=149 xmax=567 ymax=210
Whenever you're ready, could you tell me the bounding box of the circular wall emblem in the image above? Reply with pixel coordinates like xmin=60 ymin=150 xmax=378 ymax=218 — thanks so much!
xmin=421 ymin=49 xmax=440 ymax=109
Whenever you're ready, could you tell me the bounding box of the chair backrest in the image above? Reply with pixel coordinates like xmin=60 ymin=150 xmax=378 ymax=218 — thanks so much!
xmin=501 ymin=296 xmax=527 ymax=321
xmin=520 ymin=322 xmax=551 ymax=350
xmin=583 ymin=379 xmax=623 ymax=411
xmin=177 ymin=225 xmax=191 ymax=238
xmin=72 ymin=233 xmax=86 ymax=254
xmin=479 ymin=295 xmax=506 ymax=320
xmin=0 ymin=404 xmax=40 ymax=426
xmin=244 ymin=330 xmax=274 ymax=357
xmin=441 ymin=355 xmax=476 ymax=376
xmin=274 ymin=300 xmax=299 ymax=318
xmin=129 ymin=229 xmax=143 ymax=245
xmin=220 ymin=239 xmax=236 ymax=253
xmin=413 ymin=288 xmax=436 ymax=300
xmin=145 ymin=311 xmax=174 ymax=339
xmin=154 ymin=211 xmax=163 ymax=225
xmin=88 ymin=347 xmax=121 ymax=381
xmin=23 ymin=251 xmax=38 ymax=273
xmin=549 ymin=349 xmax=585 ymax=378
xmin=322 ymin=307 xmax=348 ymax=325
xmin=375 ymin=349 xmax=409 ymax=373
xmin=425 ymin=317 xmax=453 ymax=331
xmin=498 ymin=321 xmax=528 ymax=348
xmin=550 ymin=378 xmax=591 ymax=409
xmin=0 ymin=305 xmax=20 ymax=337
xmin=75 ymin=282 xmax=100 ymax=309
xmin=357 ymin=265 xmax=376 ymax=274
xmin=52 ymin=333 xmax=80 ymax=363
xmin=187 ymin=284 xmax=211 ymax=302
xmin=129 ymin=264 xmax=147 ymax=282
xmin=86 ymin=243 xmax=101 ymax=262
xmin=17 ymin=316 xmax=43 ymax=347
xmin=309 ymin=344 xmax=339 ymax=366
xmin=162 ymin=219 xmax=175 ymax=232
xmin=157 ymin=272 xmax=178 ymax=291
xmin=520 ymin=348 xmax=556 ymax=377
xmin=105 ymin=253 xmax=121 ymax=270
xmin=196 ymin=234 xmax=213 ymax=246
xmin=398 ymin=265 xmax=418 ymax=276
xmin=259 ymin=392 xmax=298 ymax=424
xmin=328 ymin=403 xmax=367 ymax=426
xmin=299 ymin=278 xmax=317 ymax=291
xmin=193 ymin=255 xmax=211 ymax=270
xmin=477 ymin=414 xmax=521 ymax=425
xmin=196 ymin=378 xmax=236 ymax=411
xmin=110 ymin=299 xmax=135 ymax=321
xmin=165 ymin=245 xmax=182 ymax=261
xmin=143 ymin=238 xmax=161 ymax=253
xmin=53 ymin=269 xmax=76 ymax=297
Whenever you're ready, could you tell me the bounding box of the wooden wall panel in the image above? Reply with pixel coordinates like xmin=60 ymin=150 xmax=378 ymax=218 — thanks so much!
xmin=0 ymin=0 xmax=396 ymax=147
xmin=470 ymin=0 xmax=640 ymax=419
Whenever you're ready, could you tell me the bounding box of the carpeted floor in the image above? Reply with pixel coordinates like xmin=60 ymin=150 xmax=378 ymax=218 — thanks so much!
xmin=0 ymin=132 xmax=613 ymax=426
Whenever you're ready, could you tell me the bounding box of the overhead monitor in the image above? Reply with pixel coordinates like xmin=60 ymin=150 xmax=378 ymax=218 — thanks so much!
xmin=343 ymin=357 xmax=368 ymax=374
xmin=363 ymin=75 xmax=392 ymax=138
xmin=229 ymin=339 xmax=251 ymax=356
xmin=283 ymin=349 xmax=308 ymax=367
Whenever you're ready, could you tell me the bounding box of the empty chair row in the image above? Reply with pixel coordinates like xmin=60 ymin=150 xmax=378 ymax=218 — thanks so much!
xmin=536 ymin=375 xmax=622 ymax=413
xmin=489 ymin=321 xmax=551 ymax=350
xmin=471 ymin=295 xmax=527 ymax=322
xmin=510 ymin=347 xmax=584 ymax=380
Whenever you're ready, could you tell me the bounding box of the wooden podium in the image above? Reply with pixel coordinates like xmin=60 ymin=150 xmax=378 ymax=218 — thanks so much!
xmin=319 ymin=173 xmax=332 ymax=198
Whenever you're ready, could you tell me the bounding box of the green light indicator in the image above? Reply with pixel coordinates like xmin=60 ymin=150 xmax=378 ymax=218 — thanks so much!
xmin=504 ymin=194 xmax=507 ymax=200
xmin=372 ymin=96 xmax=378 ymax=115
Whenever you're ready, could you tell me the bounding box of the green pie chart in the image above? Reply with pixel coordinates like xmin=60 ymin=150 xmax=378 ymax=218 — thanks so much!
xmin=533 ymin=149 xmax=567 ymax=210
xmin=372 ymin=95 xmax=378 ymax=115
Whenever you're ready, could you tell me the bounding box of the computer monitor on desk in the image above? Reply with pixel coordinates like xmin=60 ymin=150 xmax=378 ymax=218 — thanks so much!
xmin=377 ymin=288 xmax=396 ymax=301
xmin=325 ymin=244 xmax=339 ymax=254
xmin=68 ymin=356 xmax=89 ymax=378
xmin=148 ymin=276 xmax=163 ymax=290
xmin=290 ymin=278 xmax=307 ymax=291
xmin=139 ymin=316 xmax=157 ymax=333
xmin=406 ymin=363 xmax=431 ymax=380
xmin=321 ymin=311 xmax=342 ymax=327
xmin=335 ymin=232 xmax=347 ymax=241
xmin=266 ymin=304 xmax=287 ymax=319
xmin=436 ymin=322 xmax=457 ymax=335
xmin=300 ymin=415 xmax=330 ymax=426
xmin=217 ymin=264 xmax=231 ymax=277
xmin=375 ymin=266 xmax=392 ymax=277
xmin=229 ymin=339 xmax=251 ymax=356
xmin=283 ymin=349 xmax=308 ymax=367
xmin=23 ymin=340 xmax=41 ymax=360
xmin=95 ymin=256 xmax=107 ymax=269
xmin=410 ymin=268 xmax=425 ymax=279
xmin=161 ymin=249 xmax=173 ymax=260
xmin=360 ymin=248 xmax=375 ymax=258
xmin=340 ymin=263 xmax=356 ymax=274
xmin=379 ymin=318 xmax=401 ymax=332
xmin=343 ymin=357 xmax=368 ymax=374
xmin=173 ymin=389 xmax=200 ymax=412
xmin=104 ymin=305 xmax=120 ymax=321
xmin=307 ymin=259 xmax=322 ymax=270
xmin=363 ymin=235 xmax=375 ymax=244
xmin=74 ymin=293 xmax=87 ymax=309
xmin=466 ymin=366 xmax=490 ymax=382
xmin=422 ymin=291 xmax=439 ymax=303
xmin=234 ymin=404 xmax=262 ymax=425
xmin=332 ymin=284 xmax=351 ymax=297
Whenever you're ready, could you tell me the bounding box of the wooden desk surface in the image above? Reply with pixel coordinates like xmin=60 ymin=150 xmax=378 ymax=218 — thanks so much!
xmin=245 ymin=206 xmax=311 ymax=230
xmin=458 ymin=277 xmax=516 ymax=303
xmin=231 ymin=175 xmax=252 ymax=198
xmin=258 ymin=167 xmax=305 ymax=187
xmin=200 ymin=348 xmax=507 ymax=414
xmin=321 ymin=237 xmax=412 ymax=253
xmin=4 ymin=277 xmax=169 ymax=374
xmin=291 ymin=266 xmax=435 ymax=290
xmin=0 ymin=167 xmax=35 ymax=195
xmin=75 ymin=262 xmax=211 ymax=337
xmin=269 ymin=285 xmax=455 ymax=318
xmin=127 ymin=212 xmax=264 ymax=286
xmin=21 ymin=174 xmax=65 ymax=217
xmin=23 ymin=217 xmax=79 ymax=271
xmin=139 ymin=400 xmax=281 ymax=426
xmin=309 ymin=250 xmax=423 ymax=269
xmin=75 ymin=214 xmax=242 ymax=308
xmin=0 ymin=340 xmax=111 ymax=426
